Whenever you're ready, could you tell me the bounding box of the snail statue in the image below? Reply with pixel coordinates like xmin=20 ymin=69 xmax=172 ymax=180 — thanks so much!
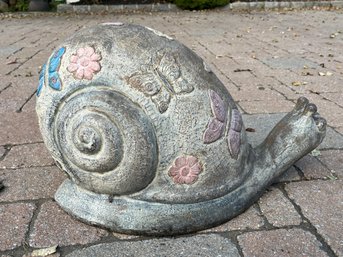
xmin=36 ymin=23 xmax=326 ymax=235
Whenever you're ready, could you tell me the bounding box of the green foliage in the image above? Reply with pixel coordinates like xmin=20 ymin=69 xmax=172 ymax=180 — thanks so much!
xmin=11 ymin=0 xmax=29 ymax=11
xmin=50 ymin=0 xmax=65 ymax=11
xmin=174 ymin=0 xmax=229 ymax=10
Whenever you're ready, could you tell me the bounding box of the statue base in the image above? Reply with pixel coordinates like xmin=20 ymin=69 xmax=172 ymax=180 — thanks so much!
xmin=55 ymin=178 xmax=262 ymax=235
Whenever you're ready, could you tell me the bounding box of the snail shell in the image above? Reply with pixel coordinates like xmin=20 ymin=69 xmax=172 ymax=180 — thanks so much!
xmin=37 ymin=86 xmax=158 ymax=195
xmin=36 ymin=23 xmax=250 ymax=202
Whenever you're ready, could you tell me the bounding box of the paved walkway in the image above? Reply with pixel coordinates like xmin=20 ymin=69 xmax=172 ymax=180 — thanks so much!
xmin=0 ymin=10 xmax=342 ymax=257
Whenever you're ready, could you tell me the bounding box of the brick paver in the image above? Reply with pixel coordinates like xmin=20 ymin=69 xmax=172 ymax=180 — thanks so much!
xmin=0 ymin=167 xmax=66 ymax=202
xmin=0 ymin=9 xmax=342 ymax=257
xmin=0 ymin=203 xmax=36 ymax=251
xmin=258 ymin=187 xmax=302 ymax=227
xmin=238 ymin=228 xmax=328 ymax=257
xmin=286 ymin=180 xmax=343 ymax=256
xmin=317 ymin=149 xmax=343 ymax=177
xmin=29 ymin=201 xmax=108 ymax=248
xmin=294 ymin=154 xmax=333 ymax=179
xmin=0 ymin=143 xmax=54 ymax=170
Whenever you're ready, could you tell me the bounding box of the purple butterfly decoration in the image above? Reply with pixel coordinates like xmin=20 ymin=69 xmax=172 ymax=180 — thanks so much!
xmin=227 ymin=109 xmax=243 ymax=159
xmin=203 ymin=90 xmax=227 ymax=144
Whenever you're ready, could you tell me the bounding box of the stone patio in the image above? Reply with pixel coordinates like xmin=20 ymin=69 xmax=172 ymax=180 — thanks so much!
xmin=0 ymin=9 xmax=342 ymax=257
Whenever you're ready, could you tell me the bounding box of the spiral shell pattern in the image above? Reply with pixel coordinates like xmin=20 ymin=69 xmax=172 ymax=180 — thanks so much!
xmin=50 ymin=87 xmax=158 ymax=195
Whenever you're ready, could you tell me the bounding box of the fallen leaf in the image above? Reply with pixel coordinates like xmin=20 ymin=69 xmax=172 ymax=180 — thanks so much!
xmin=326 ymin=173 xmax=337 ymax=180
xmin=301 ymin=71 xmax=313 ymax=76
xmin=31 ymin=245 xmax=58 ymax=256
xmin=234 ymin=68 xmax=252 ymax=72
xmin=25 ymin=72 xmax=33 ymax=77
xmin=6 ymin=58 xmax=17 ymax=65
xmin=318 ymin=71 xmax=333 ymax=76
xmin=310 ymin=149 xmax=321 ymax=157
xmin=245 ymin=128 xmax=256 ymax=132
xmin=291 ymin=81 xmax=302 ymax=86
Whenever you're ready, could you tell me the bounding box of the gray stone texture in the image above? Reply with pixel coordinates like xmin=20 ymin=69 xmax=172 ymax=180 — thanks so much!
xmin=238 ymin=228 xmax=328 ymax=257
xmin=332 ymin=0 xmax=343 ymax=7
xmin=230 ymin=2 xmax=249 ymax=10
xmin=66 ymin=234 xmax=240 ymax=257
xmin=286 ymin=180 xmax=343 ymax=256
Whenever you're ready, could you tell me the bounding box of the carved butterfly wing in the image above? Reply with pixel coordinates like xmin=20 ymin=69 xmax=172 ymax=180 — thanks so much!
xmin=203 ymin=90 xmax=227 ymax=144
xmin=227 ymin=109 xmax=243 ymax=159
xmin=209 ymin=90 xmax=226 ymax=122
xmin=151 ymin=86 xmax=171 ymax=113
xmin=48 ymin=47 xmax=65 ymax=91
xmin=228 ymin=129 xmax=241 ymax=159
xmin=127 ymin=70 xmax=170 ymax=113
xmin=127 ymin=72 xmax=161 ymax=96
xmin=203 ymin=118 xmax=225 ymax=144
xmin=49 ymin=47 xmax=65 ymax=73
xmin=48 ymin=71 xmax=62 ymax=90
xmin=158 ymin=51 xmax=193 ymax=94
xmin=36 ymin=63 xmax=46 ymax=96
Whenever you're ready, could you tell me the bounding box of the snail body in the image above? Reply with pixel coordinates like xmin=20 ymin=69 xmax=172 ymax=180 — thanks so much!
xmin=36 ymin=24 xmax=326 ymax=235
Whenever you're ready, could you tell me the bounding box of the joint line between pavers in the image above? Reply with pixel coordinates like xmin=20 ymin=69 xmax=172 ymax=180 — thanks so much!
xmin=6 ymin=49 xmax=43 ymax=76
xmin=278 ymin=184 xmax=339 ymax=257
xmin=16 ymin=90 xmax=37 ymax=113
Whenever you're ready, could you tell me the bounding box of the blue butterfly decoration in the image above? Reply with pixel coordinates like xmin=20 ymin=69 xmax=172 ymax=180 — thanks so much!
xmin=36 ymin=47 xmax=66 ymax=97
xmin=36 ymin=63 xmax=46 ymax=96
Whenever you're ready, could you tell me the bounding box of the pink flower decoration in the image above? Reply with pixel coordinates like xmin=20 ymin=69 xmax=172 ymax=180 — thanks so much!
xmin=67 ymin=46 xmax=101 ymax=80
xmin=168 ymin=156 xmax=202 ymax=185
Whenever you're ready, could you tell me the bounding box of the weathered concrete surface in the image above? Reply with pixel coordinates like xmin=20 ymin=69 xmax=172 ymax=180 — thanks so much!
xmin=65 ymin=234 xmax=240 ymax=257
xmin=0 ymin=9 xmax=343 ymax=256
